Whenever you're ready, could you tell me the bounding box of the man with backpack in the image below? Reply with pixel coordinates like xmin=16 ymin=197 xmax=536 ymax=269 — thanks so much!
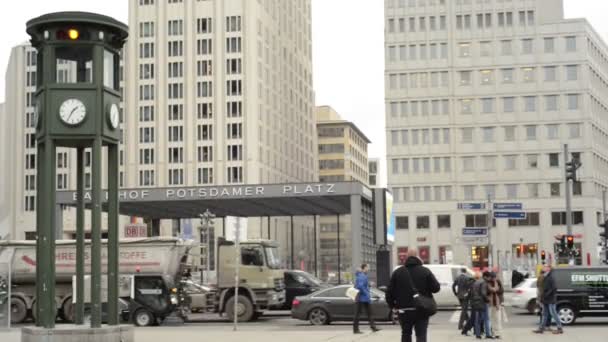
xmin=386 ymin=248 xmax=440 ymax=342
xmin=452 ymin=268 xmax=474 ymax=330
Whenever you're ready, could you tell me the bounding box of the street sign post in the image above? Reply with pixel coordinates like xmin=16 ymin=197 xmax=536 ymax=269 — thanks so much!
xmin=457 ymin=203 xmax=486 ymax=210
xmin=493 ymin=203 xmax=523 ymax=210
xmin=494 ymin=212 xmax=526 ymax=219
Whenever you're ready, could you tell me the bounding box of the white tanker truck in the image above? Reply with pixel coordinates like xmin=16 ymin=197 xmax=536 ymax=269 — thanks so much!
xmin=0 ymin=238 xmax=191 ymax=326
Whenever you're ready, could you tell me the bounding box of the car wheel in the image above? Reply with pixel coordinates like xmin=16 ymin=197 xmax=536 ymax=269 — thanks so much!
xmin=557 ymin=305 xmax=577 ymax=326
xmin=133 ymin=309 xmax=155 ymax=327
xmin=308 ymin=307 xmax=329 ymax=325
xmin=526 ymin=300 xmax=537 ymax=314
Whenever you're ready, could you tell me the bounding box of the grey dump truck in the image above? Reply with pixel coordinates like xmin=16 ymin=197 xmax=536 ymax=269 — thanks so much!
xmin=0 ymin=238 xmax=191 ymax=326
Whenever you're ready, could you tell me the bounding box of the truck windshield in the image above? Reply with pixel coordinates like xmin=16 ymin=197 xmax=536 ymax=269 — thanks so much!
xmin=265 ymin=247 xmax=282 ymax=269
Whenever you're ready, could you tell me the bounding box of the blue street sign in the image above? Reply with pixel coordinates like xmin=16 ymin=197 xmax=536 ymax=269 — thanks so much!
xmin=494 ymin=211 xmax=526 ymax=219
xmin=462 ymin=228 xmax=488 ymax=236
xmin=494 ymin=203 xmax=523 ymax=210
xmin=457 ymin=203 xmax=486 ymax=210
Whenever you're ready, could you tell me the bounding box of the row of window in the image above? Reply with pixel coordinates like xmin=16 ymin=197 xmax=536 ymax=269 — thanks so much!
xmin=394 ymin=211 xmax=585 ymax=230
xmin=456 ymin=65 xmax=579 ymax=86
xmin=138 ymin=101 xmax=237 ymax=123
xmin=392 ymin=181 xmax=582 ymax=203
xmin=390 ymin=123 xmax=582 ymax=148
xmin=388 ymin=94 xmax=582 ymax=119
xmin=387 ymin=65 xmax=579 ymax=91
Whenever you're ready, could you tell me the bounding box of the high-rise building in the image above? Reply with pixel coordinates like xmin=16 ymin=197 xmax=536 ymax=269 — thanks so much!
xmin=315 ymin=105 xmax=371 ymax=282
xmin=125 ymin=0 xmax=316 ymax=189
xmin=385 ymin=0 xmax=608 ymax=267
xmin=2 ymin=1 xmax=316 ymax=243
xmin=368 ymin=158 xmax=380 ymax=187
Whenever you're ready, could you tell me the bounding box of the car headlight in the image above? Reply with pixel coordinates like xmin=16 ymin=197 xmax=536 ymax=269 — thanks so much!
xmin=170 ymin=294 xmax=178 ymax=305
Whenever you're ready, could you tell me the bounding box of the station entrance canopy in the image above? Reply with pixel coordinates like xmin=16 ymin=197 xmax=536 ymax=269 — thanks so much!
xmin=56 ymin=182 xmax=372 ymax=219
xmin=56 ymin=182 xmax=389 ymax=280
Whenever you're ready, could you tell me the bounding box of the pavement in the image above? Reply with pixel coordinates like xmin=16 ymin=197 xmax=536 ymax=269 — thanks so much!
xmin=2 ymin=325 xmax=608 ymax=342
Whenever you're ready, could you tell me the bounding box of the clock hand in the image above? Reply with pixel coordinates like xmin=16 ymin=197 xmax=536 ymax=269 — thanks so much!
xmin=67 ymin=107 xmax=78 ymax=121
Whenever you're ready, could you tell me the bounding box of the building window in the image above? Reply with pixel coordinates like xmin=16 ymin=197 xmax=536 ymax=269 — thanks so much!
xmin=459 ymin=71 xmax=472 ymax=85
xmin=568 ymin=123 xmax=581 ymax=138
xmin=465 ymin=214 xmax=492 ymax=228
xmin=139 ymin=170 xmax=155 ymax=186
xmin=544 ymin=37 xmax=555 ymax=53
xmin=525 ymin=125 xmax=537 ymax=140
xmin=463 ymin=185 xmax=475 ymax=200
xmin=549 ymin=153 xmax=559 ymax=167
xmin=522 ymin=67 xmax=535 ymax=82
xmin=25 ymin=196 xmax=36 ymax=211
xmin=500 ymin=40 xmax=512 ymax=55
xmin=550 ymin=183 xmax=560 ymax=197
xmin=547 ymin=124 xmax=559 ymax=139
xmin=227 ymin=123 xmax=242 ymax=139
xmin=502 ymin=97 xmax=515 ymax=113
xmin=437 ymin=215 xmax=450 ymax=228
xmin=462 ymin=157 xmax=475 ymax=172
xmin=482 ymin=127 xmax=495 ymax=143
xmin=573 ymin=181 xmax=583 ymax=196
xmin=168 ymin=104 xmax=183 ymax=120
xmin=527 ymin=183 xmax=539 ymax=198
xmin=505 ymin=184 xmax=518 ymax=199
xmin=524 ymin=96 xmax=537 ymax=112
xmin=501 ymin=69 xmax=514 ymax=83
xmin=197 ymin=17 xmax=212 ymax=34
xmin=168 ymin=83 xmax=183 ymax=99
xmin=526 ymin=154 xmax=539 ymax=169
xmin=567 ymin=95 xmax=580 ymax=111
xmin=227 ymin=145 xmax=243 ymax=161
xmin=545 ymin=95 xmax=558 ymax=111
xmin=226 ymin=16 xmax=242 ymax=32
xmin=168 ymin=147 xmax=183 ymax=163
xmin=396 ymin=216 xmax=409 ymax=230
xmin=227 ymin=166 xmax=243 ymax=183
xmin=504 ymin=155 xmax=517 ymax=170
xmin=461 ymin=128 xmax=473 ymax=143
xmin=565 ymin=36 xmax=577 ymax=52
xmin=198 ymin=102 xmax=214 ymax=119
xmin=168 ymin=169 xmax=184 ymax=185
xmin=508 ymin=212 xmax=540 ymax=227
xmin=416 ymin=216 xmax=430 ymax=229
xmin=198 ymin=167 xmax=213 ymax=184
xmin=521 ymin=39 xmax=533 ymax=54
xmin=544 ymin=66 xmax=557 ymax=81
xmin=565 ymin=65 xmax=578 ymax=81
xmin=480 ymin=70 xmax=493 ymax=85
xmin=197 ymin=146 xmax=213 ymax=162
xmin=551 ymin=211 xmax=584 ymax=225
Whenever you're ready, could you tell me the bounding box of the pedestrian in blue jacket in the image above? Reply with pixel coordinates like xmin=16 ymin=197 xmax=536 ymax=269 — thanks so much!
xmin=353 ymin=264 xmax=380 ymax=334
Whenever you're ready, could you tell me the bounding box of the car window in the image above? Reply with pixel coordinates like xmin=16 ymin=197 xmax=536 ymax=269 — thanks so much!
xmin=314 ymin=287 xmax=348 ymax=298
xmin=241 ymin=246 xmax=264 ymax=266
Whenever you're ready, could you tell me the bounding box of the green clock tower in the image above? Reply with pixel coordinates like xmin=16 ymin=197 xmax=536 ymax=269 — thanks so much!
xmin=26 ymin=11 xmax=128 ymax=332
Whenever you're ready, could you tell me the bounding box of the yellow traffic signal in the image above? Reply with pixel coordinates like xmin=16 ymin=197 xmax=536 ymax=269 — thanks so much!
xmin=68 ymin=29 xmax=79 ymax=40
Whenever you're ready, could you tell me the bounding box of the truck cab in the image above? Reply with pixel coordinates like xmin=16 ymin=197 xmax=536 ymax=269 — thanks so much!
xmin=214 ymin=239 xmax=285 ymax=321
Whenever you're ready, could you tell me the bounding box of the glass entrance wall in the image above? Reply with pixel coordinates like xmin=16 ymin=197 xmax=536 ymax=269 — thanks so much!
xmin=471 ymin=246 xmax=489 ymax=270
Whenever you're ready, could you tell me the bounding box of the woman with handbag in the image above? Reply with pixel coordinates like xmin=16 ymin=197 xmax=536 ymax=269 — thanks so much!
xmin=386 ymin=248 xmax=440 ymax=342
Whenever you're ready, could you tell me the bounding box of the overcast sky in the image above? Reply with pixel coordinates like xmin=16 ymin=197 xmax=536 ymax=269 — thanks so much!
xmin=1 ymin=0 xmax=607 ymax=185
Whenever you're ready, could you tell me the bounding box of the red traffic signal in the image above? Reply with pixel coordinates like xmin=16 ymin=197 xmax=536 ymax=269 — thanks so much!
xmin=541 ymin=250 xmax=546 ymax=261
xmin=566 ymin=235 xmax=574 ymax=249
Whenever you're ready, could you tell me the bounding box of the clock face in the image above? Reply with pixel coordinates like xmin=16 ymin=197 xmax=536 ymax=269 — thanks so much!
xmin=109 ymin=104 xmax=119 ymax=129
xmin=59 ymin=98 xmax=87 ymax=126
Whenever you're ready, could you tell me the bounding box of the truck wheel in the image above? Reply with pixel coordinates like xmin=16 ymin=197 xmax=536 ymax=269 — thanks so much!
xmin=133 ymin=309 xmax=155 ymax=327
xmin=62 ymin=299 xmax=75 ymax=323
xmin=10 ymin=297 xmax=28 ymax=324
xmin=225 ymin=295 xmax=254 ymax=322
xmin=557 ymin=304 xmax=577 ymax=325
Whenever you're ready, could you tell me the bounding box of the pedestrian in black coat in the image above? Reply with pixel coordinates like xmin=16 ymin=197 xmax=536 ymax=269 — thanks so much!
xmin=386 ymin=249 xmax=440 ymax=342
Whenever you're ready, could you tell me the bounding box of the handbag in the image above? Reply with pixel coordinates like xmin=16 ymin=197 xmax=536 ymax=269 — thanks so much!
xmin=404 ymin=267 xmax=437 ymax=317
xmin=346 ymin=287 xmax=360 ymax=302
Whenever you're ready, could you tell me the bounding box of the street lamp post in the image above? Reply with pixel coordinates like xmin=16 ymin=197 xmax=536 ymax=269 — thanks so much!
xmin=199 ymin=210 xmax=215 ymax=284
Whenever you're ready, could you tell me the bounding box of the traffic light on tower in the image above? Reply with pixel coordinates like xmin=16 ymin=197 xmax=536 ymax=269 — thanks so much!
xmin=566 ymin=235 xmax=574 ymax=250
xmin=565 ymin=155 xmax=582 ymax=182
xmin=541 ymin=250 xmax=546 ymax=263
xmin=559 ymin=235 xmax=566 ymax=251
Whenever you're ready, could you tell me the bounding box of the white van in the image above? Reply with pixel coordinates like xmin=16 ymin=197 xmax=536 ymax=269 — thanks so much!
xmin=425 ymin=264 xmax=475 ymax=308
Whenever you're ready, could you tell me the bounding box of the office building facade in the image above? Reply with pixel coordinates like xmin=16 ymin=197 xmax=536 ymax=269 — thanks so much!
xmin=385 ymin=0 xmax=608 ymax=267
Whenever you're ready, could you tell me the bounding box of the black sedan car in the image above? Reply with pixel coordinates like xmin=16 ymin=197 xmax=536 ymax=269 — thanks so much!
xmin=291 ymin=285 xmax=395 ymax=325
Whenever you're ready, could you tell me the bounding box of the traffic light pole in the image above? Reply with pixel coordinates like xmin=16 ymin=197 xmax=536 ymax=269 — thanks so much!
xmin=487 ymin=195 xmax=493 ymax=269
xmin=564 ymin=144 xmax=573 ymax=237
